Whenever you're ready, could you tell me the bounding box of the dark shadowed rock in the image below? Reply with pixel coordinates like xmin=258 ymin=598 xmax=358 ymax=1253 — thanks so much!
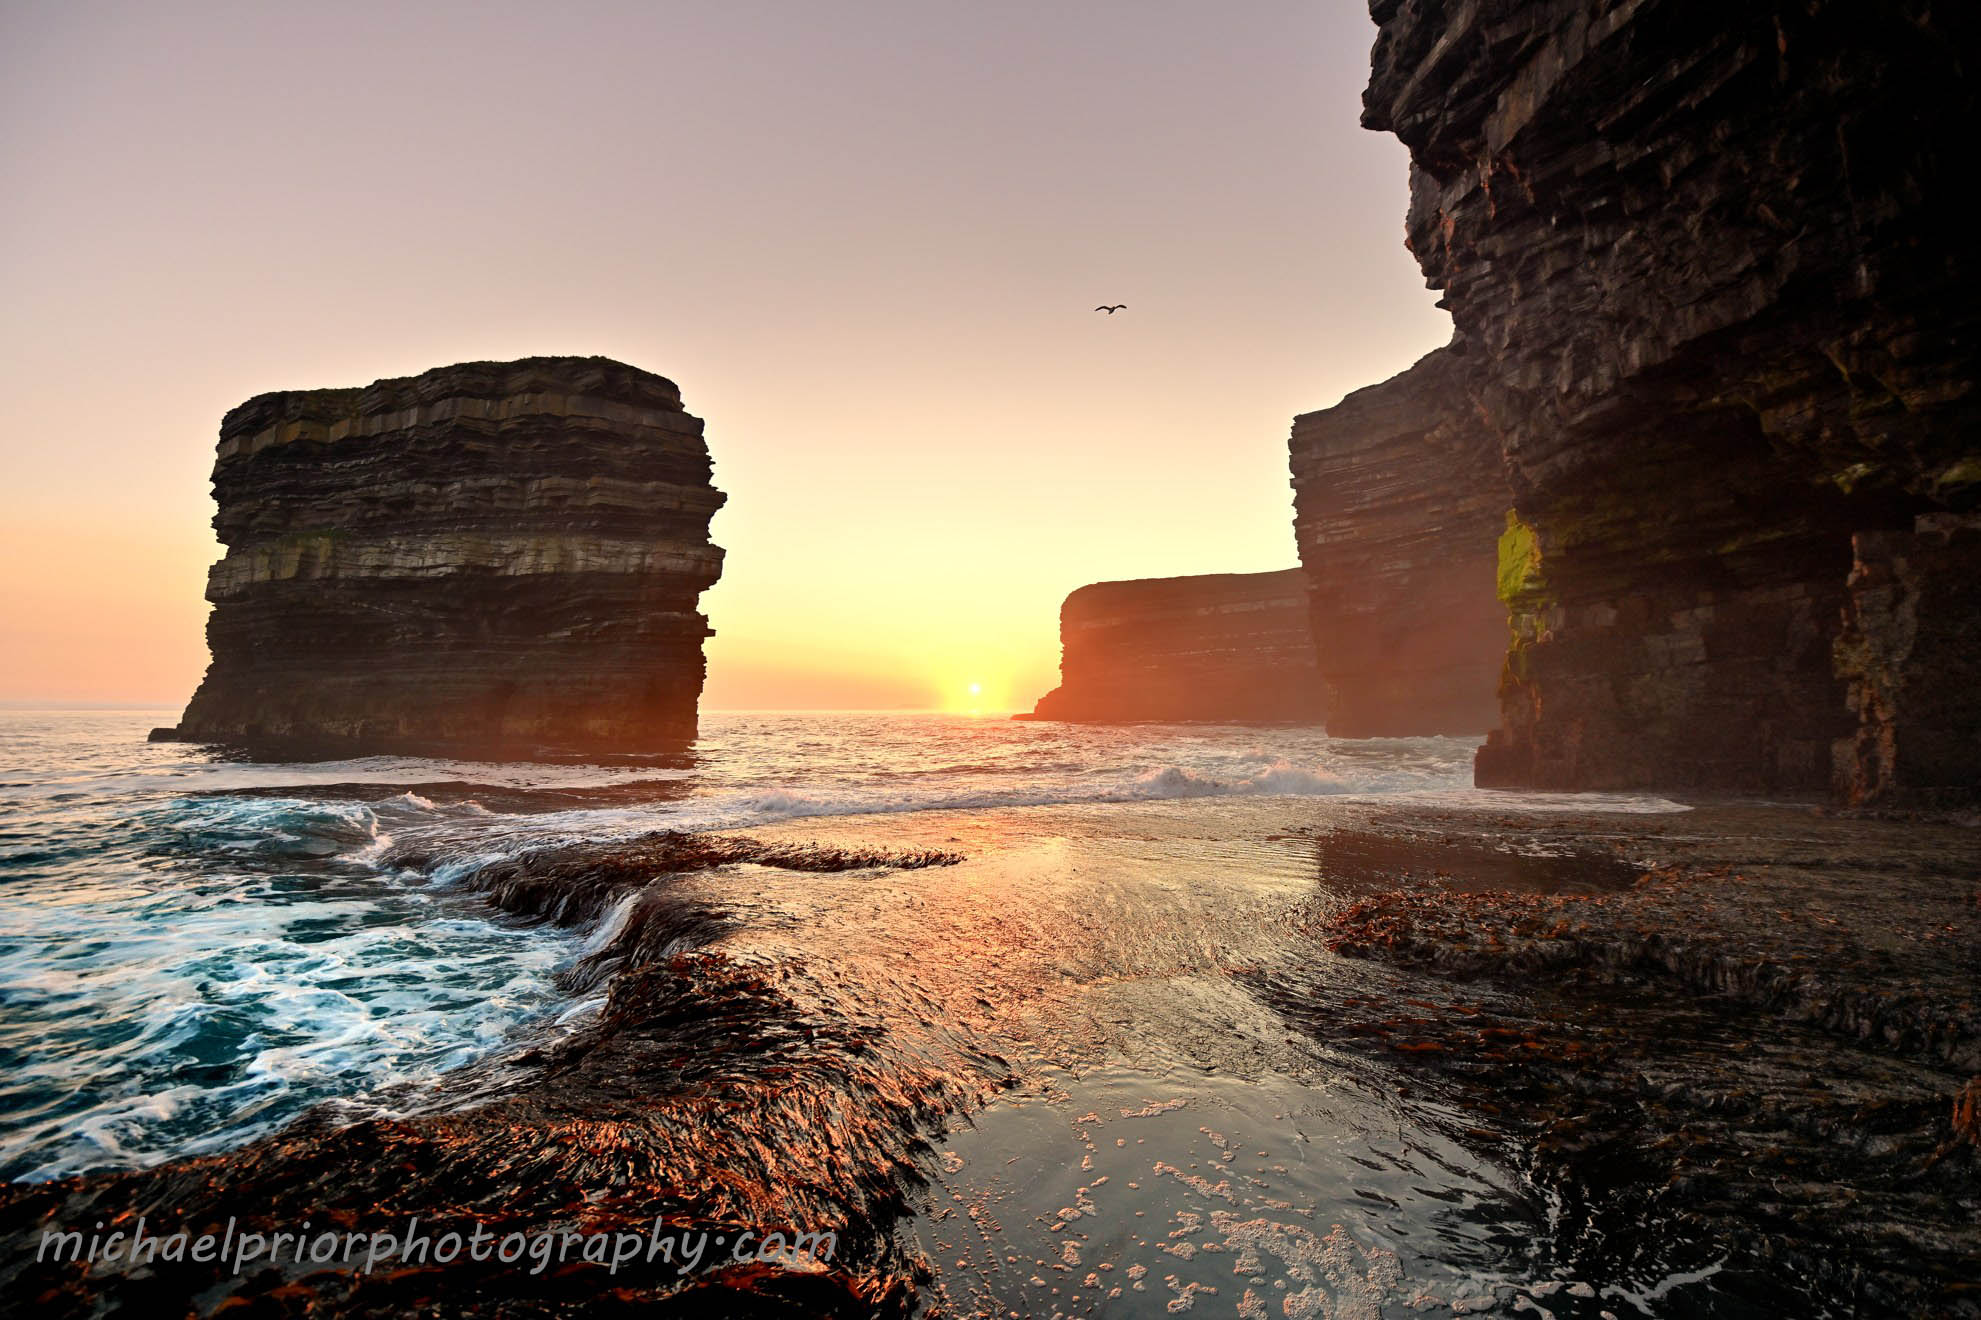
xmin=1289 ymin=346 xmax=1506 ymax=737
xmin=1019 ymin=570 xmax=1329 ymax=723
xmin=1833 ymin=513 xmax=1981 ymax=809
xmin=1353 ymin=0 xmax=1980 ymax=794
xmin=1288 ymin=804 xmax=1981 ymax=1314
xmin=151 ymin=357 xmax=725 ymax=760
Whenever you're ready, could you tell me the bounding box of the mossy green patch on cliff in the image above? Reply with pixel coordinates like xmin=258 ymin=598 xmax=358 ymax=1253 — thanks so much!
xmin=1934 ymin=456 xmax=1981 ymax=495
xmin=256 ymin=532 xmax=345 ymax=583
xmin=1497 ymin=509 xmax=1545 ymax=605
xmin=1831 ymin=461 xmax=1885 ymax=495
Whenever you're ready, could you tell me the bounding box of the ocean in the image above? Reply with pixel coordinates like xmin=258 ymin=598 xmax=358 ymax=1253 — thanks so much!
xmin=0 ymin=708 xmax=1680 ymax=1184
xmin=6 ymin=708 xmax=1747 ymax=1315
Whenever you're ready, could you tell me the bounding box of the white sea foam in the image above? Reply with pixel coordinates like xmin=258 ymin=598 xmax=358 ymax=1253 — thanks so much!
xmin=581 ymin=891 xmax=644 ymax=956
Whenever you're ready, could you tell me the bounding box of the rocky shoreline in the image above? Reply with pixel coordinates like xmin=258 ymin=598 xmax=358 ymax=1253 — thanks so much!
xmin=2 ymin=797 xmax=1975 ymax=1317
xmin=0 ymin=834 xmax=1000 ymax=1318
xmin=1284 ymin=804 xmax=1981 ymax=1315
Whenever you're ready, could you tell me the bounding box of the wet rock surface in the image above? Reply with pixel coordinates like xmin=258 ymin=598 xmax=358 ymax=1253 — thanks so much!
xmin=1020 ymin=571 xmax=1329 ymax=724
xmin=153 ymin=357 xmax=726 ymax=761
xmin=0 ymin=834 xmax=992 ymax=1319
xmin=1294 ymin=804 xmax=1981 ymax=1315
xmin=3 ymin=799 xmax=1974 ymax=1317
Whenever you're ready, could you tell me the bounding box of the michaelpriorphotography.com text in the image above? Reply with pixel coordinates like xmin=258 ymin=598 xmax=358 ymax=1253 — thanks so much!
xmin=37 ymin=1214 xmax=835 ymax=1278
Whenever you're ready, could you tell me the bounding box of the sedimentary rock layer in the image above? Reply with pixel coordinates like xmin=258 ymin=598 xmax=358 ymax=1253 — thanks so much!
xmin=1020 ymin=570 xmax=1328 ymax=723
xmin=155 ymin=357 xmax=725 ymax=759
xmin=1833 ymin=514 xmax=1981 ymax=809
xmin=1359 ymin=0 xmax=1980 ymax=796
xmin=1289 ymin=346 xmax=1506 ymax=737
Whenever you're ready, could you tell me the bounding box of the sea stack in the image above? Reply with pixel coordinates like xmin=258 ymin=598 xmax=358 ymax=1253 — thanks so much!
xmin=154 ymin=357 xmax=725 ymax=759
xmin=1351 ymin=0 xmax=1980 ymax=800
xmin=1289 ymin=346 xmax=1506 ymax=737
xmin=1019 ymin=570 xmax=1329 ymax=723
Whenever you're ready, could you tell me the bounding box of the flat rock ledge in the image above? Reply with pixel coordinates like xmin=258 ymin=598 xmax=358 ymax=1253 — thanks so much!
xmin=1281 ymin=803 xmax=1981 ymax=1315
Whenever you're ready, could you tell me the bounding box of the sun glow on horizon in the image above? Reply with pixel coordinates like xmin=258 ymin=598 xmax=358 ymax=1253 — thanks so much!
xmin=0 ymin=5 xmax=1447 ymax=710
xmin=940 ymin=675 xmax=1015 ymax=717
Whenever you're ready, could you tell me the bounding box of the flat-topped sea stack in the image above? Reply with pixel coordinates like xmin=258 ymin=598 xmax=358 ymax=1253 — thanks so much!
xmin=1018 ymin=570 xmax=1328 ymax=724
xmin=1289 ymin=346 xmax=1505 ymax=737
xmin=153 ymin=356 xmax=725 ymax=760
xmin=1349 ymin=0 xmax=1979 ymax=801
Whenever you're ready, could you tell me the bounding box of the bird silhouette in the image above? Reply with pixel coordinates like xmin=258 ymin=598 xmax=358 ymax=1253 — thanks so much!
xmin=1095 ymin=304 xmax=1126 ymax=314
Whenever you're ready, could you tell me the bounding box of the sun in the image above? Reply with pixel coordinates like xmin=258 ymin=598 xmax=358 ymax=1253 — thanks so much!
xmin=940 ymin=675 xmax=1000 ymax=715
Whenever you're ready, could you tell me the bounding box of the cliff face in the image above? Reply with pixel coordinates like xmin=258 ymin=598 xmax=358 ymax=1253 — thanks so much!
xmin=1289 ymin=347 xmax=1506 ymax=737
xmin=156 ymin=357 xmax=725 ymax=759
xmin=1020 ymin=570 xmax=1328 ymax=723
xmin=1833 ymin=515 xmax=1981 ymax=809
xmin=1361 ymin=0 xmax=1980 ymax=797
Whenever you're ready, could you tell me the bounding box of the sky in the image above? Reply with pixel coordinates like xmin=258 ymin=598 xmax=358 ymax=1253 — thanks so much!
xmin=0 ymin=0 xmax=1448 ymax=713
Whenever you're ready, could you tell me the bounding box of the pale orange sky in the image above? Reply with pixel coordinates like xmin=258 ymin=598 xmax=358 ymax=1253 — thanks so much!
xmin=0 ymin=1 xmax=1448 ymax=712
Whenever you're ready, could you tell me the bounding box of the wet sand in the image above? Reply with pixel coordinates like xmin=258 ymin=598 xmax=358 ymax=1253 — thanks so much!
xmin=2 ymin=796 xmax=1975 ymax=1317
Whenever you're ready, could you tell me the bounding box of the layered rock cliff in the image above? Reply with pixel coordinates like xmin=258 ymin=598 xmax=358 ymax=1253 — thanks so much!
xmin=1833 ymin=514 xmax=1981 ymax=810
xmin=1355 ymin=0 xmax=1980 ymax=799
xmin=154 ymin=357 xmax=725 ymax=759
xmin=1019 ymin=570 xmax=1328 ymax=723
xmin=1289 ymin=347 xmax=1505 ymax=737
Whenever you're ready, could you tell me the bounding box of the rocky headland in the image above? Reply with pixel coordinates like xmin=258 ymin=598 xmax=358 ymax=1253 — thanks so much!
xmin=1018 ymin=570 xmax=1329 ymax=723
xmin=1339 ymin=0 xmax=1979 ymax=801
xmin=1288 ymin=346 xmax=1506 ymax=737
xmin=151 ymin=357 xmax=725 ymax=760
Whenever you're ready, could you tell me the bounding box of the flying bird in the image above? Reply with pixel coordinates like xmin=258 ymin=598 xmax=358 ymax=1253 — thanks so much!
xmin=1095 ymin=304 xmax=1126 ymax=314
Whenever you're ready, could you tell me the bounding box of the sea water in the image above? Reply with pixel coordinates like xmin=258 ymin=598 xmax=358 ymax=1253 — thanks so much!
xmin=0 ymin=709 xmax=1677 ymax=1183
